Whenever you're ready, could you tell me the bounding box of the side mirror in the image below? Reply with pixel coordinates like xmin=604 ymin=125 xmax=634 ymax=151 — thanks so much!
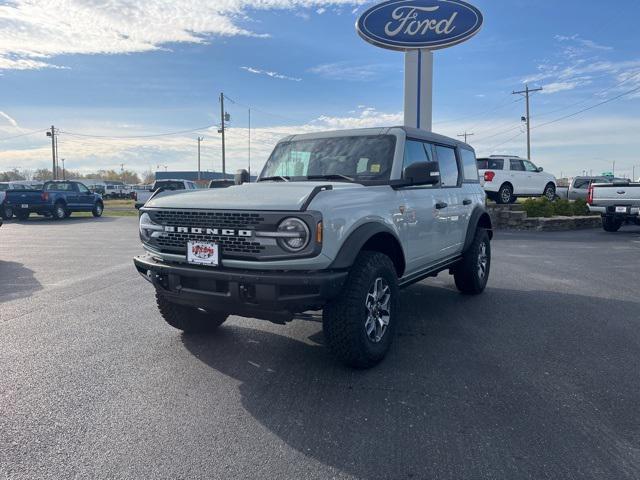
xmin=403 ymin=161 xmax=440 ymax=186
xmin=537 ymin=167 xmax=544 ymax=172
xmin=235 ymin=169 xmax=250 ymax=185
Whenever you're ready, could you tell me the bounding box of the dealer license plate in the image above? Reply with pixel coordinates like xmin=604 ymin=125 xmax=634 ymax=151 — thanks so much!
xmin=21 ymin=204 xmax=28 ymax=208
xmin=615 ymin=206 xmax=628 ymax=213
xmin=187 ymin=241 xmax=219 ymax=266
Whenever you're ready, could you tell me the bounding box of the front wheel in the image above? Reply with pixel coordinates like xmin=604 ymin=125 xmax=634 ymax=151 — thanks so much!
xmin=156 ymin=293 xmax=228 ymax=333
xmin=92 ymin=202 xmax=104 ymax=217
xmin=543 ymin=183 xmax=556 ymax=201
xmin=602 ymin=216 xmax=622 ymax=232
xmin=454 ymin=228 xmax=491 ymax=295
xmin=323 ymin=251 xmax=400 ymax=369
xmin=1 ymin=204 xmax=12 ymax=220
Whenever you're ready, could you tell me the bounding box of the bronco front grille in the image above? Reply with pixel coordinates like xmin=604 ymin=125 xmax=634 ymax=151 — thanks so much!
xmin=155 ymin=232 xmax=265 ymax=255
xmin=150 ymin=210 xmax=265 ymax=229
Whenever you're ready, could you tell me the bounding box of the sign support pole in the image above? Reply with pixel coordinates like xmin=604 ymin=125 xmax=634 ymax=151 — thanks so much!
xmin=404 ymin=50 xmax=433 ymax=132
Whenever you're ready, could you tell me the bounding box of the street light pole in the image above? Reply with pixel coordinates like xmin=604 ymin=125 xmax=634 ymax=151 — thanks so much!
xmin=197 ymin=136 xmax=203 ymax=181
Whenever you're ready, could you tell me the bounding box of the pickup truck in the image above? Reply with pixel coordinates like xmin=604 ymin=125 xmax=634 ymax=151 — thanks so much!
xmin=5 ymin=180 xmax=104 ymax=221
xmin=133 ymin=127 xmax=493 ymax=368
xmin=134 ymin=179 xmax=199 ymax=209
xmin=587 ymin=180 xmax=640 ymax=231
xmin=0 ymin=181 xmax=43 ymax=219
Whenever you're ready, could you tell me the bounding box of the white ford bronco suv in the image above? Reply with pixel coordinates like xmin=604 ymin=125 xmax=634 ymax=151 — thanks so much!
xmin=134 ymin=127 xmax=493 ymax=368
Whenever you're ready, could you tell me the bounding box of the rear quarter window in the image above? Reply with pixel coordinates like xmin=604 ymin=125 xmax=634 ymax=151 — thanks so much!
xmin=477 ymin=158 xmax=504 ymax=170
xmin=460 ymin=148 xmax=479 ymax=183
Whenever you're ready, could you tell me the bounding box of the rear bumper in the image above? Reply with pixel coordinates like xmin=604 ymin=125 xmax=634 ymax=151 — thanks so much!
xmin=589 ymin=205 xmax=640 ymax=216
xmin=133 ymin=254 xmax=348 ymax=321
xmin=8 ymin=203 xmax=52 ymax=215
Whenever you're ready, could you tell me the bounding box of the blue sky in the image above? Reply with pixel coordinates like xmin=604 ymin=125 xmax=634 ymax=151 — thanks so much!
xmin=1 ymin=0 xmax=639 ymax=179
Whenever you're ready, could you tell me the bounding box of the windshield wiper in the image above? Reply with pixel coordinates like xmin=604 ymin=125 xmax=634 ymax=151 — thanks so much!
xmin=258 ymin=176 xmax=290 ymax=182
xmin=306 ymin=174 xmax=355 ymax=182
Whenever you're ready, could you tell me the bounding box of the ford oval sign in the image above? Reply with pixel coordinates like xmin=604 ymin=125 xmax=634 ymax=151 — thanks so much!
xmin=356 ymin=0 xmax=483 ymax=51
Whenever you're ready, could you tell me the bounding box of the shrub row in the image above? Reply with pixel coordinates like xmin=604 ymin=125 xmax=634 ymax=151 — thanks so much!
xmin=523 ymin=198 xmax=590 ymax=218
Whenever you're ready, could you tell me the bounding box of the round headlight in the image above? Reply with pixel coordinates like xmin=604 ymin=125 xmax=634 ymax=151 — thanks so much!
xmin=277 ymin=217 xmax=310 ymax=252
xmin=139 ymin=212 xmax=158 ymax=241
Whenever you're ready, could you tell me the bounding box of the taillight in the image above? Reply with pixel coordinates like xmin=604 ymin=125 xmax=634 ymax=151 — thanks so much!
xmin=484 ymin=171 xmax=495 ymax=182
xmin=586 ymin=184 xmax=594 ymax=205
xmin=41 ymin=192 xmax=49 ymax=201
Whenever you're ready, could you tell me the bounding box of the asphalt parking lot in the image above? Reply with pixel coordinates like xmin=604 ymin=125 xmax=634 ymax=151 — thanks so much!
xmin=1 ymin=217 xmax=639 ymax=480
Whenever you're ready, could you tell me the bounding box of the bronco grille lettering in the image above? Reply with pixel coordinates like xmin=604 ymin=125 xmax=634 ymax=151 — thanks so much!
xmin=163 ymin=226 xmax=253 ymax=237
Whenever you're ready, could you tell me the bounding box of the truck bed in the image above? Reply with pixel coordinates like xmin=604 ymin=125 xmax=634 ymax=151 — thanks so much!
xmin=590 ymin=182 xmax=640 ymax=207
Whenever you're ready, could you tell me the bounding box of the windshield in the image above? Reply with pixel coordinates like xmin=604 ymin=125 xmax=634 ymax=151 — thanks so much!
xmin=154 ymin=181 xmax=185 ymax=191
xmin=260 ymin=135 xmax=396 ymax=183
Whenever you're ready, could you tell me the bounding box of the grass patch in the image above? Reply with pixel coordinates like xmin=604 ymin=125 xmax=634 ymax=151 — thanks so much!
xmin=72 ymin=210 xmax=138 ymax=218
xmin=104 ymin=199 xmax=135 ymax=208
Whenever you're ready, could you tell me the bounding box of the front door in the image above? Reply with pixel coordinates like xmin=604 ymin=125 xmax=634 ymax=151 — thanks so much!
xmin=522 ymin=159 xmax=546 ymax=194
xmin=509 ymin=159 xmax=529 ymax=194
xmin=398 ymin=139 xmax=457 ymax=274
xmin=76 ymin=183 xmax=94 ymax=209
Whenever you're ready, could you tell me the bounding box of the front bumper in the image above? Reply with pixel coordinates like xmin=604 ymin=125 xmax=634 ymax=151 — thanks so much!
xmin=133 ymin=254 xmax=348 ymax=322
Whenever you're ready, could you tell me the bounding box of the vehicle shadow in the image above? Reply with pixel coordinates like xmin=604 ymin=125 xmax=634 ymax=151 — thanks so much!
xmin=180 ymin=283 xmax=640 ymax=479
xmin=0 ymin=260 xmax=43 ymax=304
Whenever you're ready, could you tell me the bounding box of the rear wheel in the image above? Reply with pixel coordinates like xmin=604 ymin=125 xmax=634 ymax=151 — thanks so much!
xmin=602 ymin=216 xmax=622 ymax=232
xmin=323 ymin=251 xmax=400 ymax=369
xmin=454 ymin=228 xmax=491 ymax=295
xmin=52 ymin=202 xmax=67 ymax=220
xmin=497 ymin=184 xmax=513 ymax=204
xmin=156 ymin=292 xmax=228 ymax=333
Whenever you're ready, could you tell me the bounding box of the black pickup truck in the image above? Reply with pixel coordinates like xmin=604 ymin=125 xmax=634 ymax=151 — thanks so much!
xmin=4 ymin=180 xmax=104 ymax=221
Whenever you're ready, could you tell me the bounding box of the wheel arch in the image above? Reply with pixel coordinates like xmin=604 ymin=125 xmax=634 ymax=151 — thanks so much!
xmin=463 ymin=207 xmax=493 ymax=253
xmin=329 ymin=223 xmax=406 ymax=278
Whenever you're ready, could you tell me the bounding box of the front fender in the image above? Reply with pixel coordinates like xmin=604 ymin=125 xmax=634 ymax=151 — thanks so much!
xmin=329 ymin=222 xmax=405 ymax=271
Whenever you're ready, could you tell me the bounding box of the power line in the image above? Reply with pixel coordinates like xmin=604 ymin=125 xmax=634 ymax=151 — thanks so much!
xmin=0 ymin=128 xmax=48 ymax=142
xmin=59 ymin=124 xmax=219 ymax=139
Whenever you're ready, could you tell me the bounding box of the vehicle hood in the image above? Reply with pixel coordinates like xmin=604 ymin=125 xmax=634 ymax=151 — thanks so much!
xmin=144 ymin=181 xmax=365 ymax=211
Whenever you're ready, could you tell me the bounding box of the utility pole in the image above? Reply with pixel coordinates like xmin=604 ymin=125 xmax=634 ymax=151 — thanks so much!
xmin=197 ymin=136 xmax=203 ymax=181
xmin=61 ymin=158 xmax=65 ymax=180
xmin=219 ymin=93 xmax=227 ymax=177
xmin=248 ymin=108 xmax=251 ymax=177
xmin=612 ymin=160 xmax=615 ymax=175
xmin=512 ymin=84 xmax=543 ymax=160
xmin=457 ymin=131 xmax=474 ymax=143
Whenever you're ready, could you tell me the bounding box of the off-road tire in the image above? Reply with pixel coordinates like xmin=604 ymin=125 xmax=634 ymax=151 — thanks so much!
xmin=454 ymin=228 xmax=491 ymax=295
xmin=544 ymin=183 xmax=556 ymax=202
xmin=92 ymin=202 xmax=104 ymax=217
xmin=52 ymin=202 xmax=67 ymax=220
xmin=16 ymin=211 xmax=30 ymax=221
xmin=323 ymin=251 xmax=400 ymax=369
xmin=497 ymin=184 xmax=513 ymax=204
xmin=602 ymin=216 xmax=622 ymax=232
xmin=156 ymin=292 xmax=228 ymax=333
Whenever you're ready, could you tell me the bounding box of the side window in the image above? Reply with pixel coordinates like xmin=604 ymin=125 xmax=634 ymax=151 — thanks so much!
xmin=522 ymin=160 xmax=538 ymax=172
xmin=77 ymin=183 xmax=90 ymax=194
xmin=459 ymin=148 xmax=479 ymax=183
xmin=435 ymin=145 xmax=460 ymax=187
xmin=402 ymin=139 xmax=433 ymax=170
xmin=510 ymin=159 xmax=525 ymax=171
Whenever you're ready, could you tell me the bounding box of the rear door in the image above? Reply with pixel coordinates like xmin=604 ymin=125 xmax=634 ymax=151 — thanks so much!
xmin=509 ymin=159 xmax=529 ymax=194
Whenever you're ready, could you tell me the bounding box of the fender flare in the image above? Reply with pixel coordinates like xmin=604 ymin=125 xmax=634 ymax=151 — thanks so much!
xmin=463 ymin=206 xmax=493 ymax=253
xmin=329 ymin=222 xmax=405 ymax=275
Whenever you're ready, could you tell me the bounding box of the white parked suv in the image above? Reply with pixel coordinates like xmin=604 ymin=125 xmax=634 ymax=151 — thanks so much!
xmin=477 ymin=155 xmax=556 ymax=204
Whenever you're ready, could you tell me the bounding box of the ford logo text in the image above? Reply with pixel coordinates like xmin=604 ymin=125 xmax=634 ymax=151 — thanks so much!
xmin=357 ymin=0 xmax=483 ymax=51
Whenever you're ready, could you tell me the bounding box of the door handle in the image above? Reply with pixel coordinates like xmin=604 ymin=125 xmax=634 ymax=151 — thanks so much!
xmin=435 ymin=202 xmax=448 ymax=210
xmin=463 ymin=199 xmax=472 ymax=205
